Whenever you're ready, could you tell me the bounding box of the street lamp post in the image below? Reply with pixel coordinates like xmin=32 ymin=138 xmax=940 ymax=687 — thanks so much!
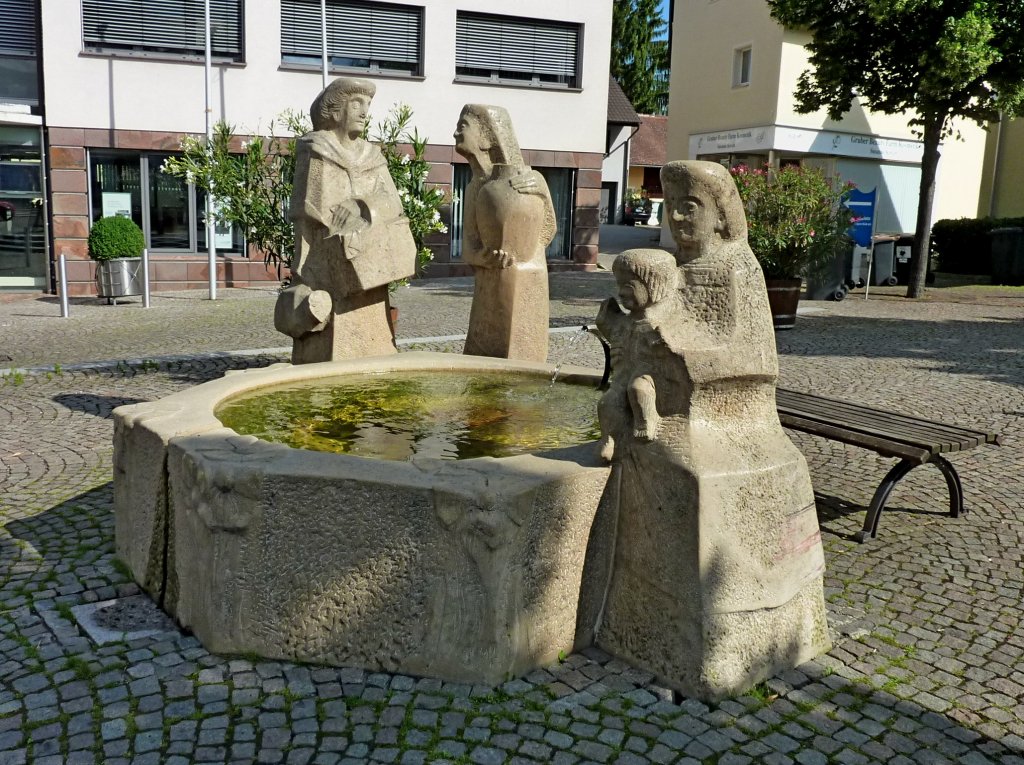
xmin=204 ymin=0 xmax=217 ymax=300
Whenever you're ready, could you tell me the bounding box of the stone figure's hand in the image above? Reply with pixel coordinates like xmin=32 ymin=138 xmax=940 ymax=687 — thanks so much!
xmin=491 ymin=249 xmax=515 ymax=269
xmin=509 ymin=172 xmax=539 ymax=194
xmin=326 ymin=201 xmax=365 ymax=238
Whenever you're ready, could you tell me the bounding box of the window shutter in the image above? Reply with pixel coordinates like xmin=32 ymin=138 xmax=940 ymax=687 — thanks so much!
xmin=82 ymin=0 xmax=242 ymax=58
xmin=0 ymin=0 xmax=36 ymax=56
xmin=456 ymin=13 xmax=579 ymax=80
xmin=281 ymin=0 xmax=420 ymax=66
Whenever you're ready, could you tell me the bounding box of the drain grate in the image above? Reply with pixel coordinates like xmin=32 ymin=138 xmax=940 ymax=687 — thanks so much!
xmin=71 ymin=595 xmax=181 ymax=645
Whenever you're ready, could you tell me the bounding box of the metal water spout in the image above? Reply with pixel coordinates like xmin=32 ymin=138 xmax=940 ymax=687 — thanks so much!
xmin=582 ymin=324 xmax=612 ymax=390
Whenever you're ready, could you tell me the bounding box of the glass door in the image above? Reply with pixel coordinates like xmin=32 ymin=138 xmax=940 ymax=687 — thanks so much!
xmin=0 ymin=126 xmax=46 ymax=290
xmin=147 ymin=154 xmax=192 ymax=250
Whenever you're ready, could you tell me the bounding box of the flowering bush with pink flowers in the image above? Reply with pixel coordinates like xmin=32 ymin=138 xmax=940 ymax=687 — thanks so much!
xmin=730 ymin=164 xmax=854 ymax=280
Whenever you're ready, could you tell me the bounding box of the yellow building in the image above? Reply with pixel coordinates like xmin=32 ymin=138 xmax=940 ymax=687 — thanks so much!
xmin=665 ymin=0 xmax=991 ymax=237
xmin=980 ymin=119 xmax=1024 ymax=218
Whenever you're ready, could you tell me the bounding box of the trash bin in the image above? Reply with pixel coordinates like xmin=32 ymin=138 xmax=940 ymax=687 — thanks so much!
xmin=805 ymin=242 xmax=851 ymax=301
xmin=990 ymin=227 xmax=1024 ymax=286
xmin=848 ymin=245 xmax=871 ymax=288
xmin=871 ymin=240 xmax=899 ymax=286
xmin=893 ymin=235 xmax=915 ymax=285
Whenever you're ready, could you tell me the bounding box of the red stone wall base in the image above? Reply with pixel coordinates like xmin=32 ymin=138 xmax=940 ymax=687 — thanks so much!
xmin=61 ymin=256 xmax=282 ymax=297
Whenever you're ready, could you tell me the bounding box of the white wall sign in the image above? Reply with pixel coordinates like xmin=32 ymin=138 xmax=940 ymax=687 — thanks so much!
xmin=691 ymin=125 xmax=925 ymax=164
xmin=214 ymin=222 xmax=233 ymax=249
xmin=101 ymin=192 xmax=132 ymax=219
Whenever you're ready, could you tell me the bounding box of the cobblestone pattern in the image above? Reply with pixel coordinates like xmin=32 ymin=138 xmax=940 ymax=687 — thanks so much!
xmin=2 ymin=291 xmax=1023 ymax=764
xmin=0 ymin=273 xmax=612 ymax=371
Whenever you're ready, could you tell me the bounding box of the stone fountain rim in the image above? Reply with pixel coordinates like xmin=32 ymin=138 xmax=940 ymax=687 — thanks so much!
xmin=114 ymin=351 xmax=606 ymax=480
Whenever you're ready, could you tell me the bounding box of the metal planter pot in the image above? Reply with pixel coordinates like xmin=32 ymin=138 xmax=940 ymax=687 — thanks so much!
xmin=96 ymin=257 xmax=143 ymax=299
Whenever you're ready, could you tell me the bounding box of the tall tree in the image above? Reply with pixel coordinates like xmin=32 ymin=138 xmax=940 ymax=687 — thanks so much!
xmin=612 ymin=0 xmax=669 ymax=115
xmin=767 ymin=0 xmax=1024 ymax=297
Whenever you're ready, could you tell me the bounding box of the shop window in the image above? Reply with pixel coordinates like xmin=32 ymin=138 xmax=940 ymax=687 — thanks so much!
xmin=456 ymin=12 xmax=581 ymax=89
xmin=281 ymin=0 xmax=422 ymax=76
xmin=82 ymin=0 xmax=244 ymax=62
xmin=0 ymin=0 xmax=39 ymax=105
xmin=90 ymin=152 xmax=244 ymax=254
xmin=733 ymin=46 xmax=752 ymax=87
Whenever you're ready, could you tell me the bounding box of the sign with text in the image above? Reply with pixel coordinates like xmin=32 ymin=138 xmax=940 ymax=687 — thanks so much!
xmin=844 ymin=187 xmax=877 ymax=247
xmin=690 ymin=125 xmax=924 ymax=164
xmin=101 ymin=192 xmax=132 ymax=219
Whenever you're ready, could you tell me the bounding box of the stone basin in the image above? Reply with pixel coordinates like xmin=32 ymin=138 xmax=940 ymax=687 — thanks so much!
xmin=113 ymin=352 xmax=611 ymax=684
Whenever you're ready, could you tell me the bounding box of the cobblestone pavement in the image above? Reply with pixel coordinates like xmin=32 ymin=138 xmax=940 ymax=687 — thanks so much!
xmin=1 ymin=275 xmax=1023 ymax=764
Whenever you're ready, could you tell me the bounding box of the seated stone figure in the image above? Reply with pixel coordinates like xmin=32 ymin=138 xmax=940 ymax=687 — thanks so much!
xmin=454 ymin=104 xmax=555 ymax=362
xmin=274 ymin=77 xmax=416 ymax=364
xmin=591 ymin=160 xmax=830 ymax=702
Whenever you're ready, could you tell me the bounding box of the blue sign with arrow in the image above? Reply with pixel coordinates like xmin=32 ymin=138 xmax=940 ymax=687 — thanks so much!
xmin=844 ymin=187 xmax=877 ymax=248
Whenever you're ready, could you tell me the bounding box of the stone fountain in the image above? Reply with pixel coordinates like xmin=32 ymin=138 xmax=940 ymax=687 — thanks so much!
xmin=113 ymin=86 xmax=829 ymax=700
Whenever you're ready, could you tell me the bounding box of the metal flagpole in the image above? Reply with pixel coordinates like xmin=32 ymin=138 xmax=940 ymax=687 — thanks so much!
xmin=321 ymin=0 xmax=329 ymax=89
xmin=205 ymin=0 xmax=217 ymax=300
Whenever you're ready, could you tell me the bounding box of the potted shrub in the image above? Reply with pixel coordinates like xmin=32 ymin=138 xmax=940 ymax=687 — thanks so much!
xmin=89 ymin=215 xmax=145 ymax=302
xmin=730 ymin=164 xmax=853 ymax=329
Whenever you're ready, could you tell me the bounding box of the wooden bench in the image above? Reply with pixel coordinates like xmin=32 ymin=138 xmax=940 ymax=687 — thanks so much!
xmin=776 ymin=388 xmax=1001 ymax=543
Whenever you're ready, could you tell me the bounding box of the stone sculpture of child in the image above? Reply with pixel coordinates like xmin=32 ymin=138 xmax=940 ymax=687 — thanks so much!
xmin=595 ymin=248 xmax=686 ymax=462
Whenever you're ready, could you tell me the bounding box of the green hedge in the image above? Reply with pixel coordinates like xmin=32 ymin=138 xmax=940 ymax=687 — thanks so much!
xmin=931 ymin=216 xmax=1024 ymax=274
xmin=88 ymin=215 xmax=145 ymax=262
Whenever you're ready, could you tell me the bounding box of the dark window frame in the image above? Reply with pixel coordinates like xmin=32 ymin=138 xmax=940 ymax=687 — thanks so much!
xmin=88 ymin=149 xmax=246 ymax=255
xmin=455 ymin=11 xmax=582 ymax=90
xmin=280 ymin=0 xmax=424 ymax=78
xmin=81 ymin=0 xmax=245 ymax=63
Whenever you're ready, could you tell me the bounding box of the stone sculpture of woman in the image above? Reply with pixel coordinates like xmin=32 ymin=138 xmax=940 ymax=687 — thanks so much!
xmin=454 ymin=104 xmax=556 ymax=362
xmin=274 ymin=77 xmax=416 ymax=364
xmin=591 ymin=160 xmax=830 ymax=701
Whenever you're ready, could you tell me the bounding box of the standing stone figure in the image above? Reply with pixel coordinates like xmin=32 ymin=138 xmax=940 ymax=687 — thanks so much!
xmin=274 ymin=78 xmax=416 ymax=364
xmin=454 ymin=104 xmax=555 ymax=362
xmin=592 ymin=160 xmax=830 ymax=701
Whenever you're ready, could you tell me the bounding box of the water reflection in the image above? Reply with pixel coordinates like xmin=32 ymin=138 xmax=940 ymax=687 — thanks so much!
xmin=216 ymin=372 xmax=601 ymax=461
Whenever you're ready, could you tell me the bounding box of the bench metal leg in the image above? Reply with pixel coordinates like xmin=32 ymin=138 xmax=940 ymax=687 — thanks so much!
xmin=853 ymin=456 xmax=966 ymax=543
xmin=933 ymin=454 xmax=966 ymax=518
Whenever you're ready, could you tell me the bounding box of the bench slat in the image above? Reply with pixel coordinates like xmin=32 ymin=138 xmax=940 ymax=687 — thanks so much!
xmin=775 ymin=396 xmax=977 ymax=453
xmin=776 ymin=389 xmax=995 ymax=448
xmin=777 ymin=412 xmax=934 ymax=462
xmin=777 ymin=388 xmax=998 ymax=444
xmin=777 ymin=408 xmax=945 ymax=459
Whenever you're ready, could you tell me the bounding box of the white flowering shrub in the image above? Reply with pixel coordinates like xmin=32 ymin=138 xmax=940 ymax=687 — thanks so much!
xmin=372 ymin=103 xmax=448 ymax=287
xmin=162 ymin=111 xmax=308 ymax=277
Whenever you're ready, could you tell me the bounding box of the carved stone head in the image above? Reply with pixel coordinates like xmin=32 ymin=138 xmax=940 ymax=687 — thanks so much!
xmin=611 ymin=249 xmax=679 ymax=313
xmin=661 ymin=161 xmax=748 ymax=251
xmin=454 ymin=104 xmax=524 ymax=167
xmin=310 ymin=77 xmax=376 ymax=133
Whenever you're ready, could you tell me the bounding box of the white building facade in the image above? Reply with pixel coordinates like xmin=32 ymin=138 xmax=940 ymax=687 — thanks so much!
xmin=0 ymin=0 xmax=612 ymax=294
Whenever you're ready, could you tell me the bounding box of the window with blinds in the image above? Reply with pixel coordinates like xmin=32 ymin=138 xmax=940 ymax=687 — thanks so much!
xmin=0 ymin=0 xmax=39 ymax=105
xmin=0 ymin=0 xmax=36 ymax=57
xmin=280 ymin=0 xmax=422 ymax=76
xmin=81 ymin=0 xmax=244 ymax=61
xmin=455 ymin=12 xmax=581 ymax=89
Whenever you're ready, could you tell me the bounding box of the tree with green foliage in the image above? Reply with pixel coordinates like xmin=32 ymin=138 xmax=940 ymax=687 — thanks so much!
xmin=611 ymin=0 xmax=669 ymax=115
xmin=766 ymin=0 xmax=1024 ymax=298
